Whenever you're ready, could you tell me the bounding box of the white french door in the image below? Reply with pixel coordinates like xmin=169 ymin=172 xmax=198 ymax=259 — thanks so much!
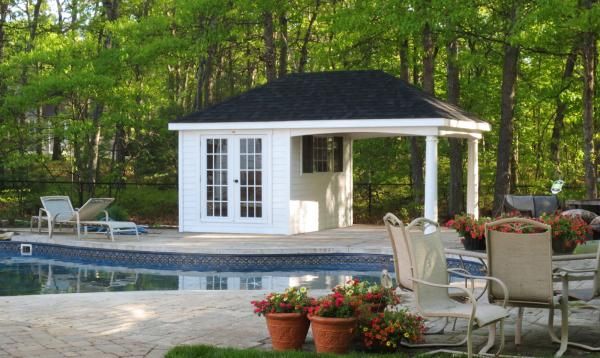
xmin=200 ymin=135 xmax=267 ymax=223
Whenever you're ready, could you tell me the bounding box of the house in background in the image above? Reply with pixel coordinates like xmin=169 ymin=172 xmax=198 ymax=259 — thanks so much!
xmin=168 ymin=70 xmax=490 ymax=235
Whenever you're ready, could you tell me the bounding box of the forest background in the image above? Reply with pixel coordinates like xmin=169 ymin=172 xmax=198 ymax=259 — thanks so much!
xmin=0 ymin=0 xmax=598 ymax=225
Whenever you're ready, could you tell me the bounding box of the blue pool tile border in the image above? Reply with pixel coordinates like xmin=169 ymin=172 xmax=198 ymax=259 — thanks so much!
xmin=0 ymin=241 xmax=395 ymax=272
xmin=0 ymin=241 xmax=484 ymax=275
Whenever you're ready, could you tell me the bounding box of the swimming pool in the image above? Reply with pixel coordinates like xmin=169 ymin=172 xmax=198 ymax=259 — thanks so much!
xmin=0 ymin=241 xmax=484 ymax=296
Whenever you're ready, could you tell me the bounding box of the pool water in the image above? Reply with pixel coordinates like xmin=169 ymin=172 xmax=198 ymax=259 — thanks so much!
xmin=0 ymin=242 xmax=485 ymax=296
xmin=0 ymin=256 xmax=385 ymax=296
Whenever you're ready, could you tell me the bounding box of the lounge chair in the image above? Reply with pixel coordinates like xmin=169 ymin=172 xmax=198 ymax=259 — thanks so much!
xmin=485 ymin=217 xmax=570 ymax=357
xmin=385 ymin=213 xmax=510 ymax=357
xmin=39 ymin=196 xmax=139 ymax=241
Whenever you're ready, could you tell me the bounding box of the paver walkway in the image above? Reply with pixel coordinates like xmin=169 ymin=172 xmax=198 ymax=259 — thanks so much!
xmin=1 ymin=288 xmax=600 ymax=357
xmin=0 ymin=291 xmax=270 ymax=358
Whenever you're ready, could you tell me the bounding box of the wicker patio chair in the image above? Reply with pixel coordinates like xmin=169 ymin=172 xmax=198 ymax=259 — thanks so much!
xmin=384 ymin=213 xmax=510 ymax=357
xmin=485 ymin=217 xmax=570 ymax=357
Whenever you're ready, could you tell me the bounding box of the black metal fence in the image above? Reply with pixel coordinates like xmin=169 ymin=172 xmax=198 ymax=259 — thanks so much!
xmin=0 ymin=179 xmax=177 ymax=224
xmin=353 ymin=182 xmax=587 ymax=224
xmin=0 ymin=178 xmax=588 ymax=225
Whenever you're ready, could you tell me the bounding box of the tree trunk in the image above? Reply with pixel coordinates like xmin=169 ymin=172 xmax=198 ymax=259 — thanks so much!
xmin=94 ymin=0 xmax=120 ymax=196
xmin=298 ymin=0 xmax=320 ymax=73
xmin=278 ymin=11 xmax=288 ymax=77
xmin=408 ymin=40 xmax=422 ymax=203
xmin=399 ymin=39 xmax=409 ymax=82
xmin=446 ymin=39 xmax=464 ymax=216
xmin=86 ymin=104 xmax=103 ymax=197
xmin=493 ymin=43 xmax=520 ymax=213
xmin=410 ymin=138 xmax=424 ymax=203
xmin=549 ymin=49 xmax=576 ymax=175
xmin=262 ymin=11 xmax=276 ymax=81
xmin=41 ymin=104 xmax=63 ymax=160
xmin=422 ymin=22 xmax=435 ymax=94
xmin=0 ymin=0 xmax=9 ymax=62
xmin=26 ymin=0 xmax=43 ymax=53
xmin=411 ymin=23 xmax=435 ymax=204
xmin=582 ymin=1 xmax=597 ymax=198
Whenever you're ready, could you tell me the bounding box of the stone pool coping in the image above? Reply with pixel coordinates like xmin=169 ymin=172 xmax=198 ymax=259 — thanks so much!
xmin=5 ymin=225 xmax=463 ymax=255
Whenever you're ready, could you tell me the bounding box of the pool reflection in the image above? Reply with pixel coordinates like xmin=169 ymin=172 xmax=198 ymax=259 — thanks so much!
xmin=0 ymin=257 xmax=383 ymax=296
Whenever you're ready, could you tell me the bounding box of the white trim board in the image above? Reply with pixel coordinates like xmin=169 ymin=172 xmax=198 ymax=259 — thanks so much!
xmin=169 ymin=118 xmax=491 ymax=133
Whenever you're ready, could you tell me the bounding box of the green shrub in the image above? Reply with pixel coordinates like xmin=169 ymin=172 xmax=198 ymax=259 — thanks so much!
xmin=106 ymin=205 xmax=129 ymax=221
xmin=114 ymin=186 xmax=177 ymax=225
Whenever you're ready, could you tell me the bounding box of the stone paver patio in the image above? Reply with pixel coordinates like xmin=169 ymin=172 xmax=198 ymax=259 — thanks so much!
xmin=1 ymin=288 xmax=600 ymax=357
xmin=1 ymin=226 xmax=600 ymax=357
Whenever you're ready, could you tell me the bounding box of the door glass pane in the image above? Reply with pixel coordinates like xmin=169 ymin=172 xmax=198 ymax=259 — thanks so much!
xmin=256 ymin=155 xmax=262 ymax=169
xmin=206 ymin=138 xmax=228 ymax=217
xmin=239 ymin=138 xmax=263 ymax=218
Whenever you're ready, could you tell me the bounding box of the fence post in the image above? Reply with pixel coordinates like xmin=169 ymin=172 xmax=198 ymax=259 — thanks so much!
xmin=78 ymin=181 xmax=84 ymax=207
xmin=368 ymin=183 xmax=372 ymax=217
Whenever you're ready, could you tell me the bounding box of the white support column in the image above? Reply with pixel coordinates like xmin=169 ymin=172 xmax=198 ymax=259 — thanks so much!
xmin=424 ymin=136 xmax=438 ymax=226
xmin=466 ymin=138 xmax=479 ymax=219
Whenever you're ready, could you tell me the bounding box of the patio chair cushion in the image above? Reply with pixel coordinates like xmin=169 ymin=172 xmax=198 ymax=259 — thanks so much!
xmin=504 ymin=195 xmax=535 ymax=216
xmin=562 ymin=209 xmax=598 ymax=224
xmin=533 ymin=196 xmax=560 ymax=217
xmin=503 ymin=195 xmax=560 ymax=217
xmin=423 ymin=299 xmax=509 ymax=327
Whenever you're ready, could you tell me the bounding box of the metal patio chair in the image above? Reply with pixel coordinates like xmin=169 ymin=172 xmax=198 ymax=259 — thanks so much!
xmin=485 ymin=217 xmax=570 ymax=357
xmin=384 ymin=213 xmax=510 ymax=357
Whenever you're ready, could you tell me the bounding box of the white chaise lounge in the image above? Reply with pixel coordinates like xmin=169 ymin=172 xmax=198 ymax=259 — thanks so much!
xmin=38 ymin=196 xmax=139 ymax=241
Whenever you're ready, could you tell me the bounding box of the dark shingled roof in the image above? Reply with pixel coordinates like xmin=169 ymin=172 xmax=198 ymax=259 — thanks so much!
xmin=173 ymin=70 xmax=485 ymax=124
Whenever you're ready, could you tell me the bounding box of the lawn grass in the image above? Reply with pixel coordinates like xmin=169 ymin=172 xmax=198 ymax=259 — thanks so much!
xmin=574 ymin=240 xmax=599 ymax=254
xmin=165 ymin=345 xmax=455 ymax=358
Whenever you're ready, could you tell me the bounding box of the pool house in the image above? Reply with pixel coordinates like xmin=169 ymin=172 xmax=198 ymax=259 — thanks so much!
xmin=168 ymin=70 xmax=490 ymax=235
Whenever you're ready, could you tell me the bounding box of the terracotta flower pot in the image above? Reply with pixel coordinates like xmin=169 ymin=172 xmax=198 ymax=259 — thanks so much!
xmin=265 ymin=313 xmax=310 ymax=351
xmin=309 ymin=315 xmax=358 ymax=354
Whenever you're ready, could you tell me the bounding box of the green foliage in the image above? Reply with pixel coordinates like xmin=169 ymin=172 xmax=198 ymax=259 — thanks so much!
xmin=106 ymin=205 xmax=129 ymax=221
xmin=0 ymin=0 xmax=597 ymax=224
xmin=165 ymin=344 xmax=447 ymax=357
xmin=115 ymin=187 xmax=178 ymax=225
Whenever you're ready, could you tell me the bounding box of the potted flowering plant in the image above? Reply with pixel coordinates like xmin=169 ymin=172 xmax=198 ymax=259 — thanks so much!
xmin=307 ymin=292 xmax=360 ymax=354
xmin=251 ymin=287 xmax=312 ymax=351
xmin=332 ymin=278 xmax=400 ymax=312
xmin=446 ymin=214 xmax=490 ymax=250
xmin=360 ymin=310 xmax=425 ymax=352
xmin=539 ymin=212 xmax=590 ymax=254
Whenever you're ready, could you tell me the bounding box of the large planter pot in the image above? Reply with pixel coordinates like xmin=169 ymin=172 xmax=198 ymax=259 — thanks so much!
xmin=462 ymin=235 xmax=486 ymax=251
xmin=552 ymin=238 xmax=577 ymax=255
xmin=309 ymin=315 xmax=358 ymax=354
xmin=265 ymin=313 xmax=310 ymax=351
